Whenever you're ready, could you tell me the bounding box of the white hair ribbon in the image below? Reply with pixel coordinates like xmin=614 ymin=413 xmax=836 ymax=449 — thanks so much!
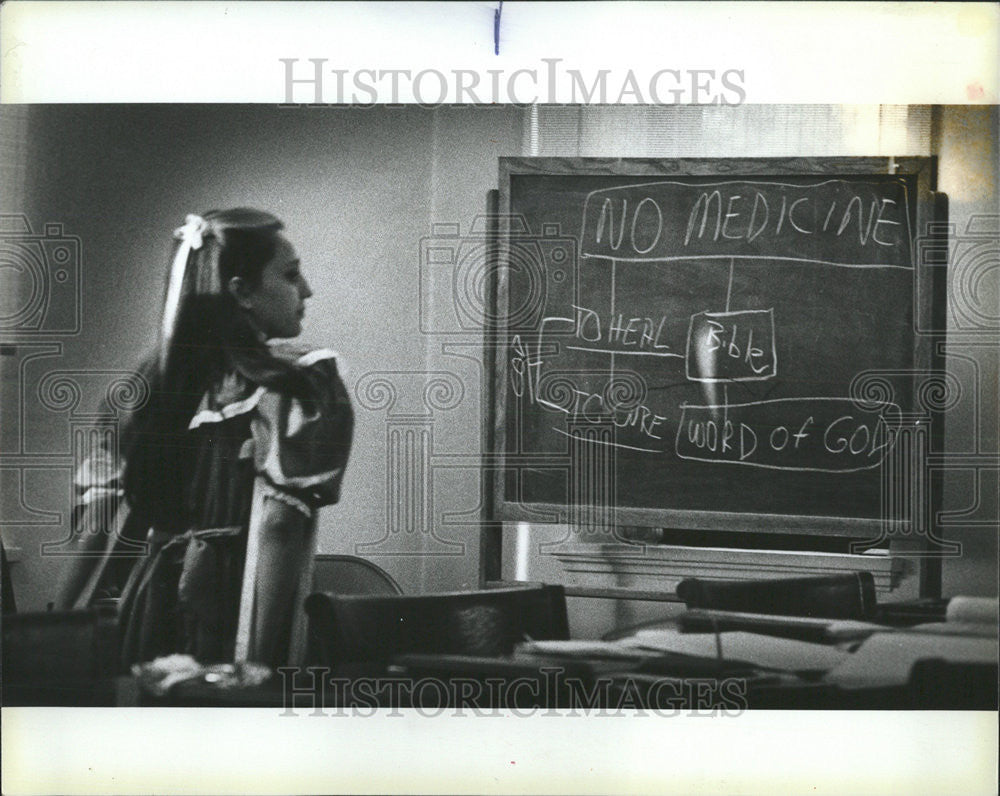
xmin=173 ymin=214 xmax=208 ymax=250
xmin=159 ymin=214 xmax=208 ymax=376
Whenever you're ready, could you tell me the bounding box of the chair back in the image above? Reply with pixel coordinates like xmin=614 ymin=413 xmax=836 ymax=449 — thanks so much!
xmin=312 ymin=554 xmax=402 ymax=596
xmin=676 ymin=572 xmax=878 ymax=620
xmin=304 ymin=584 xmax=569 ymax=667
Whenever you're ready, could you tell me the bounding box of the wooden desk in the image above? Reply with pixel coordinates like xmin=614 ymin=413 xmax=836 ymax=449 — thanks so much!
xmin=134 ymin=653 xmax=995 ymax=711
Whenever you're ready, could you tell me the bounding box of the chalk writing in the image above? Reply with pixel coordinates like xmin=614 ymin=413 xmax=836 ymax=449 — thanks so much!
xmin=684 ymin=192 xmax=901 ymax=247
xmin=675 ymin=397 xmax=898 ymax=472
xmin=580 ymin=179 xmax=913 ymax=268
xmin=566 ymin=303 xmax=683 ymax=358
xmin=509 ymin=334 xmax=542 ymax=401
xmin=499 ymin=163 xmax=926 ymax=524
xmin=686 ymin=309 xmax=777 ymax=382
xmin=537 ymin=372 xmax=668 ymax=445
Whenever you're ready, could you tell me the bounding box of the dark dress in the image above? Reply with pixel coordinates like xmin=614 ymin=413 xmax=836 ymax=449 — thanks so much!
xmin=116 ymin=346 xmax=353 ymax=668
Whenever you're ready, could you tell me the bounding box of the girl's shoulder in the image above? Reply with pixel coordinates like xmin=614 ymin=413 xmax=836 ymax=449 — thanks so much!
xmin=267 ymin=343 xmax=342 ymax=371
xmin=264 ymin=344 xmax=350 ymax=405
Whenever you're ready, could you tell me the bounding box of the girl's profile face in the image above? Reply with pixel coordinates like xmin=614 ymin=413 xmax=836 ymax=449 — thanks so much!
xmin=243 ymin=234 xmax=313 ymax=339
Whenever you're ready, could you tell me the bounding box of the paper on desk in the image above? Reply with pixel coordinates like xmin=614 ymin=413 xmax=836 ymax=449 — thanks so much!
xmin=826 ymin=631 xmax=999 ymax=689
xmin=901 ymin=596 xmax=999 ymax=639
xmin=823 ymin=619 xmax=890 ymax=641
xmin=622 ymin=628 xmax=850 ymax=672
xmin=905 ymin=621 xmax=999 ymax=638
xmin=946 ymin=596 xmax=999 ymax=626
xmin=516 ymin=639 xmax=649 ymax=659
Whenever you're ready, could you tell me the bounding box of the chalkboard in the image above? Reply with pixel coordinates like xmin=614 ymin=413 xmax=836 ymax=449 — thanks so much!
xmin=491 ymin=157 xmax=943 ymax=537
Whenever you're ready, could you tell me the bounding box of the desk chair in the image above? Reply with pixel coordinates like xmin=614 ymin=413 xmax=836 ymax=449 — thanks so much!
xmin=303 ymin=584 xmax=569 ymax=667
xmin=676 ymin=572 xmax=878 ymax=620
xmin=2 ymin=605 xmax=119 ymax=705
xmin=312 ymin=554 xmax=402 ymax=596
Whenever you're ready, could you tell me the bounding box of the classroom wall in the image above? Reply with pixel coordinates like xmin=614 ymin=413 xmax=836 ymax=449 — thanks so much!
xmin=1 ymin=104 xmax=996 ymax=616
xmin=936 ymin=104 xmax=1000 ymax=597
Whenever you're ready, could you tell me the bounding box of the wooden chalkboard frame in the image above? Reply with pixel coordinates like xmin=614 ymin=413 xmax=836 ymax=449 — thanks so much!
xmin=490 ymin=156 xmax=943 ymax=539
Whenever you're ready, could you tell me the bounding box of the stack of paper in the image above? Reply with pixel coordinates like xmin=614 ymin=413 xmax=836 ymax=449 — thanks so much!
xmin=947 ymin=596 xmax=1000 ymax=625
xmin=826 ymin=631 xmax=999 ymax=689
xmin=905 ymin=596 xmax=1000 ymax=638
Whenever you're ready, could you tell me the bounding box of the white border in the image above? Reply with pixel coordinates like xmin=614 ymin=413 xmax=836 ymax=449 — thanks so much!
xmin=1 ymin=2 xmax=998 ymax=104
xmin=1 ymin=2 xmax=997 ymax=794
xmin=4 ymin=709 xmax=999 ymax=795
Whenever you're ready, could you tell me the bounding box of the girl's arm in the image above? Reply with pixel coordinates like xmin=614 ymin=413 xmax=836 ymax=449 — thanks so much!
xmin=52 ymin=453 xmax=126 ymax=610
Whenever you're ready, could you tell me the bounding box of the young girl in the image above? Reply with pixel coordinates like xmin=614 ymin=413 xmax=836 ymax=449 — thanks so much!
xmin=55 ymin=208 xmax=353 ymax=669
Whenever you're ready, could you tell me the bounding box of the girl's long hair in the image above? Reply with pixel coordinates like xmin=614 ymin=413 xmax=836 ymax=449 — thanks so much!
xmin=122 ymin=208 xmax=312 ymax=532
